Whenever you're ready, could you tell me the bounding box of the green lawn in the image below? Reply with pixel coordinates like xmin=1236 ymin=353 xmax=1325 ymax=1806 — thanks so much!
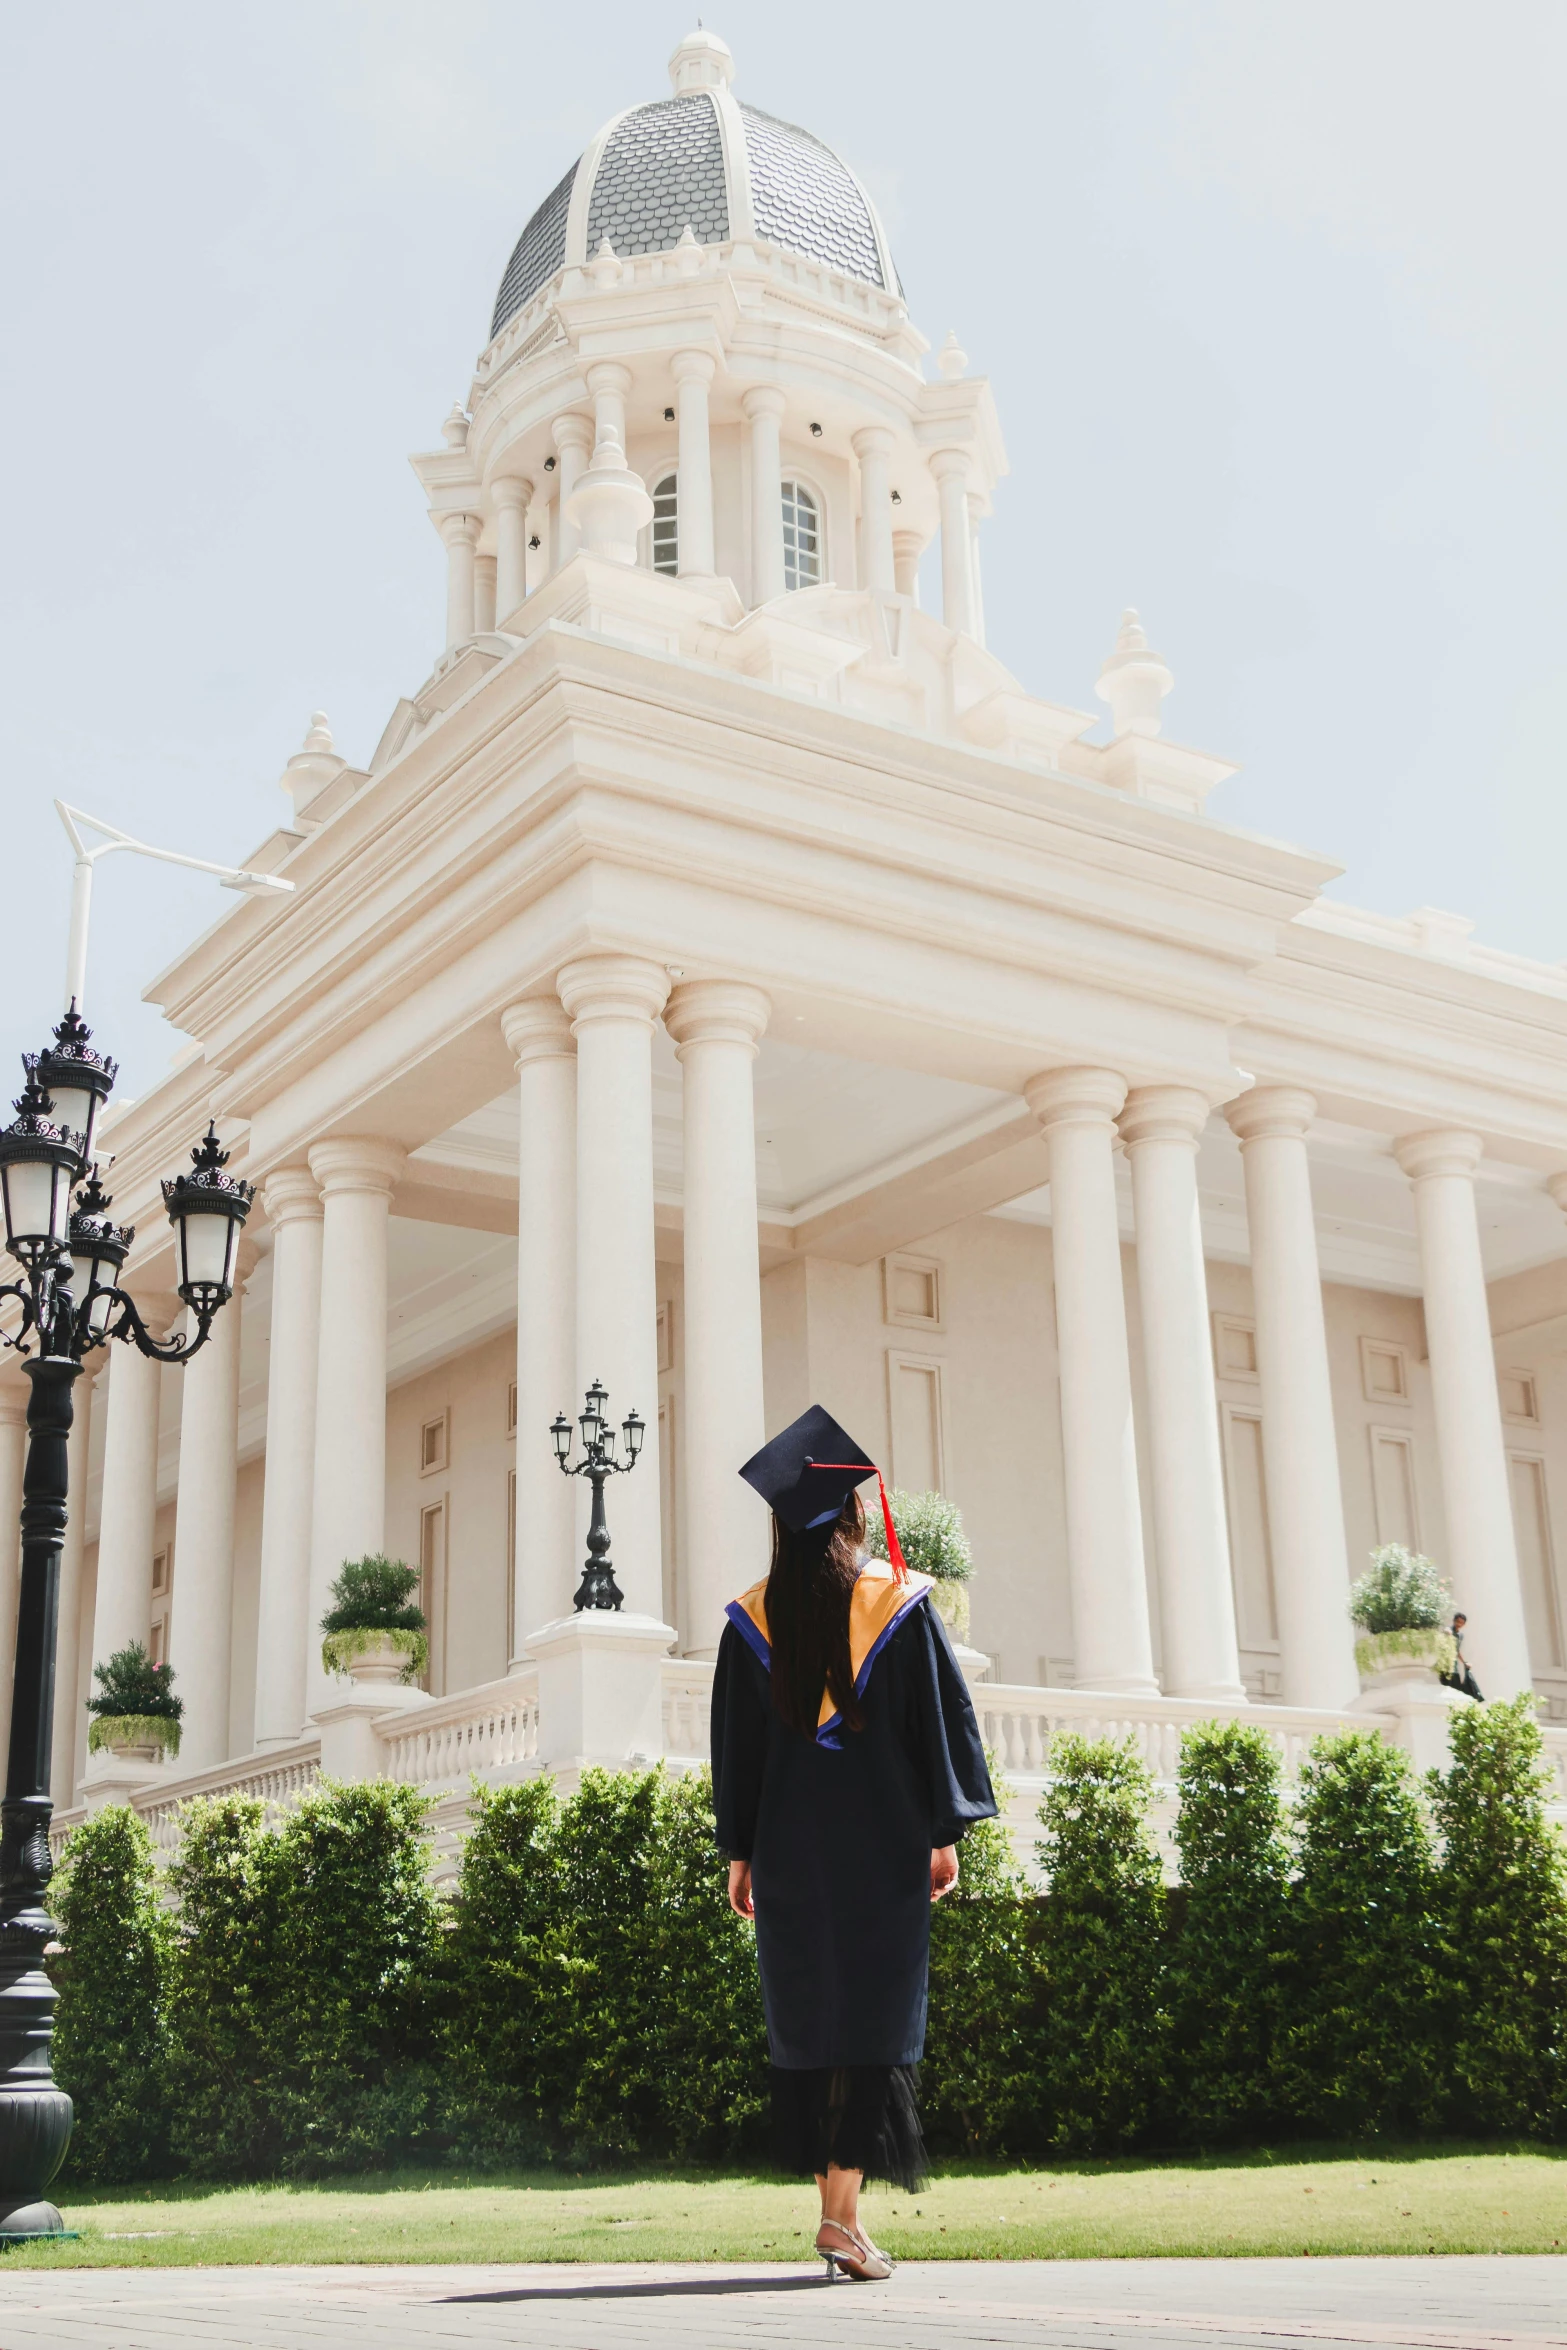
xmin=4 ymin=2147 xmax=1564 ymax=2267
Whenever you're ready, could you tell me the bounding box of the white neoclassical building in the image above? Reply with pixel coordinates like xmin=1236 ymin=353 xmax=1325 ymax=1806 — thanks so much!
xmin=13 ymin=27 xmax=1567 ymax=1849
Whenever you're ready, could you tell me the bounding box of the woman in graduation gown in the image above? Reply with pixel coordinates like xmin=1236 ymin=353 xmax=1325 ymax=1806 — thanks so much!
xmin=711 ymin=1404 xmax=997 ymax=2283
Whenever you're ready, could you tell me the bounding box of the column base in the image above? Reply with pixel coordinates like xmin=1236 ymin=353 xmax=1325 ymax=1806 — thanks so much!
xmin=1165 ymin=1678 xmax=1250 ymax=1704
xmin=80 ymin=1748 xmax=171 ymax=1814
xmin=1352 ymin=1671 xmax=1472 ymax=1775
xmin=1070 ymin=1675 xmax=1163 ymax=1699
xmin=525 ymin=1610 xmax=677 ymax=1770
xmin=310 ymin=1681 xmax=433 ymax=1780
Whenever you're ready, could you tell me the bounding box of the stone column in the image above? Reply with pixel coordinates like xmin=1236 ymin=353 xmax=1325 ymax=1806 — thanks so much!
xmin=743 ymin=385 xmax=786 ymax=604
xmin=306 ymin=1140 xmax=404 ymax=1715
xmin=502 ymin=1000 xmax=578 ymax=1648
xmin=1119 ymin=1087 xmax=1245 ymax=1700
xmin=552 ymin=415 xmax=594 ymax=565
xmin=665 ymin=981 xmax=770 ymax=1656
xmin=168 ymin=1252 xmax=249 ymax=1773
xmin=556 ymin=956 xmax=669 ymax=1621
xmin=1226 ymin=1087 xmax=1358 ymax=1709
xmin=1395 ymin=1129 xmax=1534 ymax=1699
xmin=585 ymin=361 xmax=632 ymax=455
xmin=852 ymin=426 xmax=896 ymax=594
xmin=1025 ymin=1067 xmax=1157 ymax=1694
xmin=0 ymin=1385 xmax=26 ymax=1783
xmin=967 ymin=491 xmax=987 ymax=647
xmin=253 ymin=1169 xmax=324 ymax=1748
xmin=892 ymin=529 xmax=923 ymax=601
xmin=90 ymin=1295 xmax=175 ymax=1669
xmin=438 ymin=512 xmax=480 ymax=650
xmin=931 ymin=448 xmax=975 ymax=638
xmin=492 ymin=475 xmax=532 ymax=623
xmin=672 ymin=350 xmax=716 ymax=577
xmin=474 ymin=553 xmax=497 ymax=634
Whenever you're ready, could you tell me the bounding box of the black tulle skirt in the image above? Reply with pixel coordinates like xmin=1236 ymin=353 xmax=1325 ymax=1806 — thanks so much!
xmin=770 ymin=2063 xmax=928 ymax=2190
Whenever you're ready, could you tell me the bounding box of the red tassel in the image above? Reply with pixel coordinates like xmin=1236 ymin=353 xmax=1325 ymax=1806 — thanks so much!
xmin=806 ymin=1464 xmax=907 ymax=1581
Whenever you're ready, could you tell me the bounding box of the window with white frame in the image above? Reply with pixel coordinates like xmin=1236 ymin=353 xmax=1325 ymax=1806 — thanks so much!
xmin=651 ymin=474 xmax=678 ymax=574
xmin=781 ymin=480 xmax=820 ymax=589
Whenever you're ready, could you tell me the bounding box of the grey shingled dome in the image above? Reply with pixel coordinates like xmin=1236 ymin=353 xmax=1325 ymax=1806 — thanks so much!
xmin=489 ymin=90 xmax=890 ymax=341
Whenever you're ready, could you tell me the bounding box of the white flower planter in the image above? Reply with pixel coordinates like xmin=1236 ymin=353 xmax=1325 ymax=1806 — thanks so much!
xmin=1353 ymin=1625 xmax=1458 ymax=1692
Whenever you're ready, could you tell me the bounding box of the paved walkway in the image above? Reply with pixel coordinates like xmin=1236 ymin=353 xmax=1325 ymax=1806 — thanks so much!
xmin=0 ymin=2257 xmax=1561 ymax=2349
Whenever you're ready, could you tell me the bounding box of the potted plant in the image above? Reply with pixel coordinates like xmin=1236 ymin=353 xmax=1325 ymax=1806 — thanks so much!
xmin=862 ymin=1486 xmax=974 ymax=1641
xmin=320 ymin=1554 xmax=429 ymax=1688
xmin=85 ymin=1642 xmax=183 ymax=1762
xmin=1347 ymin=1544 xmax=1457 ymax=1687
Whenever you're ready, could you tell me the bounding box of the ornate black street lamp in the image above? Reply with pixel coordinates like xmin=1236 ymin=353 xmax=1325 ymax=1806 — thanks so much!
xmin=0 ymin=1007 xmax=252 ymax=2241
xmin=551 ymin=1378 xmax=645 ymax=1613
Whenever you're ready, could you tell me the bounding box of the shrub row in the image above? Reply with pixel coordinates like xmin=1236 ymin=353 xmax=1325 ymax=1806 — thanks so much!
xmin=50 ymin=1695 xmax=1567 ymax=2182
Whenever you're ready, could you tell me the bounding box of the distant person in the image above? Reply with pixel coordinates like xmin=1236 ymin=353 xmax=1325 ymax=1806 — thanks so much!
xmin=712 ymin=1405 xmax=996 ymax=2283
xmin=1440 ymin=1611 xmax=1483 ymax=1702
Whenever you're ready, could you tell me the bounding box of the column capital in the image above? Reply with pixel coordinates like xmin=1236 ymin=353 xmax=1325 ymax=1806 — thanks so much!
xmin=502 ymin=996 xmax=576 ymax=1066
xmin=852 ymin=424 xmax=895 ymax=462
xmin=557 ymin=953 xmax=671 ymax=1030
xmin=741 ymin=382 xmax=786 ymax=422
xmin=490 ymin=473 xmax=533 ymax=515
xmin=435 ymin=510 xmax=481 ymax=551
xmin=928 ymin=444 xmax=971 ymax=483
xmin=551 ymin=411 xmax=594 ymax=457
xmin=671 ymin=347 xmax=716 ymax=386
xmin=665 ymin=979 xmax=771 ymax=1055
xmin=260 ymin=1165 xmax=323 ymax=1227
xmin=1224 ymin=1083 xmax=1318 ymax=1146
xmin=1025 ymin=1065 xmax=1127 ymax=1130
xmin=1394 ymin=1127 xmax=1484 ymax=1182
xmin=584 ymin=359 xmax=633 ymax=399
xmin=307 ymin=1137 xmax=406 ymax=1198
xmin=1118 ymin=1085 xmax=1211 ymax=1152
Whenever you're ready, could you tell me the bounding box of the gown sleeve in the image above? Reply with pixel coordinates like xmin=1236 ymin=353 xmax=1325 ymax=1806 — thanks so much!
xmin=710 ymin=1617 xmax=769 ymax=1861
xmin=907 ymin=1598 xmax=999 ymax=1847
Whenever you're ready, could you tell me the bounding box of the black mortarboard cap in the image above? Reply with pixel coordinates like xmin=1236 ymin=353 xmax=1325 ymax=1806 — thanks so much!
xmin=738 ymin=1404 xmax=876 ymax=1533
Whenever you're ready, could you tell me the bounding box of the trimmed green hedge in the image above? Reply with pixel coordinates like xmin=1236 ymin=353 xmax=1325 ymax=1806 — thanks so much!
xmin=49 ymin=1696 xmax=1567 ymax=2181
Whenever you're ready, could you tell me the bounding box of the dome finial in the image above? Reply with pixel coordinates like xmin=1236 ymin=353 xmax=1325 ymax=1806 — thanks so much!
xmin=669 ymin=24 xmax=734 ymax=92
xmin=938 ymin=330 xmax=968 ymax=382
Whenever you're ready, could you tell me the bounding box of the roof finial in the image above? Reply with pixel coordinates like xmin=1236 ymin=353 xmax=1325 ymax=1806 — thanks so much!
xmin=1096 ymin=608 xmax=1174 ymax=740
xmin=441 ymin=402 xmax=470 ymax=451
xmin=938 ymin=329 xmax=968 ymax=381
xmin=668 ymin=24 xmax=734 ymax=92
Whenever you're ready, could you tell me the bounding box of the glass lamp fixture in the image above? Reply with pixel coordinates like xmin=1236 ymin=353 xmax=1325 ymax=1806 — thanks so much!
xmin=29 ymin=1004 xmax=117 ymax=1175
xmin=68 ymin=1169 xmax=133 ymax=1342
xmin=551 ymin=1409 xmax=573 ymax=1466
xmin=580 ymin=1377 xmax=609 ymax=1447
xmin=161 ymin=1124 xmax=254 ymax=1310
xmin=0 ymin=1077 xmax=84 ymax=1268
xmin=622 ymin=1407 xmax=645 ymax=1464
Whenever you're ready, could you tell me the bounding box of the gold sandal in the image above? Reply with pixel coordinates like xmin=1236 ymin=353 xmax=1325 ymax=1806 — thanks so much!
xmin=816 ymin=2218 xmax=893 ymax=2281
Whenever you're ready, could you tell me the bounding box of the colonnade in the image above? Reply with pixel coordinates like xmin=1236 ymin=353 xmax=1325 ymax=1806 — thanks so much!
xmin=45 ymin=1006 xmax=1547 ymax=1798
xmin=440 ymin=361 xmax=985 ymax=641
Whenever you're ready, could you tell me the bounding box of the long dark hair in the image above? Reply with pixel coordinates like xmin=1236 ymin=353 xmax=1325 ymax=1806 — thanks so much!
xmin=765 ymin=1491 xmax=866 ymax=1737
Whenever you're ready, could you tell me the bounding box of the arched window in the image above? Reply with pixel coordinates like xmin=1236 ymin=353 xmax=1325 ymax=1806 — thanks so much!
xmin=651 ymin=474 xmax=679 ymax=574
xmin=781 ymin=480 xmax=821 ymax=590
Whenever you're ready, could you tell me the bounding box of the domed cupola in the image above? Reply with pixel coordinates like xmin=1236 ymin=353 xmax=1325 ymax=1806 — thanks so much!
xmin=489 ymin=27 xmax=899 ymax=341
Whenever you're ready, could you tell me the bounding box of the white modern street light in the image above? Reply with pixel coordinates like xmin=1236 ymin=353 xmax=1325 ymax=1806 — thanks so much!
xmin=55 ymin=800 xmax=293 ymax=1013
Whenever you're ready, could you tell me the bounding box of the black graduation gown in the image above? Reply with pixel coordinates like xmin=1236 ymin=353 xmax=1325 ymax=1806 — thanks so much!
xmin=710 ymin=1583 xmax=997 ymax=2070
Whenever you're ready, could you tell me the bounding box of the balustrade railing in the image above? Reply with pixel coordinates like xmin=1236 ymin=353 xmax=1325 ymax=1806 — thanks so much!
xmin=382 ymin=1671 xmax=539 ymax=1789
xmin=137 ymin=1739 xmax=323 ymax=1854
xmin=662 ymin=1663 xmax=714 ymax=1761
xmin=970 ymin=1683 xmax=1385 ymax=1786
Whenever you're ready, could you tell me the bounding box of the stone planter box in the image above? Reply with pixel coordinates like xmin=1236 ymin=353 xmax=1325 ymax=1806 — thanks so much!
xmin=320 ymin=1627 xmax=427 ymax=1688
xmin=1354 ymin=1625 xmax=1458 ymax=1692
xmin=929 ymin=1577 xmax=971 ymax=1645
xmin=86 ymin=1713 xmax=181 ymax=1764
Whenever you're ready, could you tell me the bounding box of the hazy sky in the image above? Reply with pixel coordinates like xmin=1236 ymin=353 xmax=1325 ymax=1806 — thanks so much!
xmin=3 ymin=1 xmax=1564 ymax=1097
